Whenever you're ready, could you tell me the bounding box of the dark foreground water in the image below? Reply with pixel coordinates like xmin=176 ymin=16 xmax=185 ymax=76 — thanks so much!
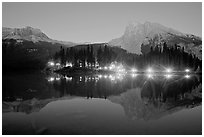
xmin=2 ymin=72 xmax=202 ymax=135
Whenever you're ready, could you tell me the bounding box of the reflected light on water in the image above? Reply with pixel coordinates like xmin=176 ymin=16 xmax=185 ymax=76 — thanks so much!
xmin=131 ymin=68 xmax=137 ymax=73
xmin=147 ymin=74 xmax=153 ymax=79
xmin=131 ymin=73 xmax=137 ymax=78
xmin=165 ymin=74 xmax=173 ymax=79
xmin=185 ymin=75 xmax=190 ymax=79
xmin=109 ymin=75 xmax=116 ymax=81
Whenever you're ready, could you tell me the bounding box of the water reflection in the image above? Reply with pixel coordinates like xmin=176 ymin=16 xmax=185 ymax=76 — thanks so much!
xmin=43 ymin=74 xmax=202 ymax=119
xmin=3 ymin=73 xmax=201 ymax=115
xmin=2 ymin=72 xmax=202 ymax=134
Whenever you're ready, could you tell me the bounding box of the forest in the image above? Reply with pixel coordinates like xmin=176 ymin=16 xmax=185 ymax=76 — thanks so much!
xmin=53 ymin=42 xmax=202 ymax=71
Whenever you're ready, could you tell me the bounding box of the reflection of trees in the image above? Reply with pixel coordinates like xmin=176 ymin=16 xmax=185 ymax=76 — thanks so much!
xmin=3 ymin=75 xmax=201 ymax=117
xmin=141 ymin=75 xmax=201 ymax=104
xmin=108 ymin=75 xmax=202 ymax=121
xmin=51 ymin=75 xmax=147 ymax=99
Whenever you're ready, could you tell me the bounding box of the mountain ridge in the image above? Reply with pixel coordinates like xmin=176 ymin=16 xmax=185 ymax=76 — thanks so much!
xmin=108 ymin=21 xmax=202 ymax=58
xmin=2 ymin=26 xmax=76 ymax=47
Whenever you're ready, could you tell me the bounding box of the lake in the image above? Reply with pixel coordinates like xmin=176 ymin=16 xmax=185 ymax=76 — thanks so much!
xmin=2 ymin=72 xmax=202 ymax=135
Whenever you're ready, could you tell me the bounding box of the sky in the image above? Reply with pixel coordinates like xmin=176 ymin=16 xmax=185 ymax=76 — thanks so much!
xmin=2 ymin=2 xmax=202 ymax=43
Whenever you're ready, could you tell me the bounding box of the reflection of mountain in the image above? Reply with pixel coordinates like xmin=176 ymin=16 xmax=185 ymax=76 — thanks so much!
xmin=2 ymin=96 xmax=76 ymax=114
xmin=3 ymin=74 xmax=202 ymax=116
xmin=108 ymin=82 xmax=202 ymax=121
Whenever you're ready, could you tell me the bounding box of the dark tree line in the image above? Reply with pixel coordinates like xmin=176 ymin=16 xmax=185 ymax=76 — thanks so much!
xmin=54 ymin=44 xmax=117 ymax=68
xmin=138 ymin=42 xmax=202 ymax=71
xmin=53 ymin=42 xmax=201 ymax=71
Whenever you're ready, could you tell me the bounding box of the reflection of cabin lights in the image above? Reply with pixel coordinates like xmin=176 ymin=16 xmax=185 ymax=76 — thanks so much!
xmin=104 ymin=67 xmax=108 ymax=70
xmin=131 ymin=68 xmax=137 ymax=73
xmin=48 ymin=77 xmax=55 ymax=82
xmin=118 ymin=69 xmax=125 ymax=73
xmin=98 ymin=67 xmax=102 ymax=70
xmin=131 ymin=74 xmax=137 ymax=78
xmin=95 ymin=77 xmax=99 ymax=80
xmin=166 ymin=68 xmax=172 ymax=73
xmin=185 ymin=69 xmax=190 ymax=73
xmin=185 ymin=75 xmax=190 ymax=79
xmin=109 ymin=75 xmax=115 ymax=81
xmin=165 ymin=74 xmax=172 ymax=79
xmin=98 ymin=75 xmax=102 ymax=78
xmin=147 ymin=74 xmax=153 ymax=79
xmin=104 ymin=75 xmax=108 ymax=78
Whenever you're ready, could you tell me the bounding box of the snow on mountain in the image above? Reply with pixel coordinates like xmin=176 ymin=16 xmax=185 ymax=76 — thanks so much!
xmin=109 ymin=21 xmax=202 ymax=57
xmin=2 ymin=26 xmax=76 ymax=46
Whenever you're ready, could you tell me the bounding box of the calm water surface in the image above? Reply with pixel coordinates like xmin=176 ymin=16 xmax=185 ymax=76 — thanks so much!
xmin=2 ymin=72 xmax=202 ymax=135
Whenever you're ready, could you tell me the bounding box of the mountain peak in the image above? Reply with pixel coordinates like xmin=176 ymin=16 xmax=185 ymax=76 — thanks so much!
xmin=109 ymin=21 xmax=201 ymax=56
xmin=2 ymin=26 xmax=51 ymax=43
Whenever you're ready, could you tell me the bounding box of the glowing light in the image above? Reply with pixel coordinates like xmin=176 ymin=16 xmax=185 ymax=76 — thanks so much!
xmin=109 ymin=64 xmax=116 ymax=70
xmin=185 ymin=69 xmax=190 ymax=73
xmin=79 ymin=76 xmax=82 ymax=82
xmin=95 ymin=77 xmax=99 ymax=81
xmin=98 ymin=75 xmax=102 ymax=78
xmin=109 ymin=75 xmax=116 ymax=81
xmin=56 ymin=63 xmax=61 ymax=66
xmin=131 ymin=74 xmax=137 ymax=78
xmin=166 ymin=68 xmax=172 ymax=73
xmin=147 ymin=74 xmax=153 ymax=79
xmin=56 ymin=77 xmax=60 ymax=81
xmin=147 ymin=68 xmax=153 ymax=73
xmin=131 ymin=68 xmax=137 ymax=73
xmin=66 ymin=62 xmax=73 ymax=67
xmin=104 ymin=75 xmax=108 ymax=78
xmin=118 ymin=69 xmax=125 ymax=73
xmin=98 ymin=67 xmax=102 ymax=70
xmin=48 ymin=77 xmax=55 ymax=82
xmin=185 ymin=75 xmax=190 ymax=79
xmin=104 ymin=67 xmax=108 ymax=70
xmin=165 ymin=74 xmax=172 ymax=79
xmin=95 ymin=63 xmax=99 ymax=67
xmin=48 ymin=61 xmax=55 ymax=66
xmin=65 ymin=76 xmax=72 ymax=81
